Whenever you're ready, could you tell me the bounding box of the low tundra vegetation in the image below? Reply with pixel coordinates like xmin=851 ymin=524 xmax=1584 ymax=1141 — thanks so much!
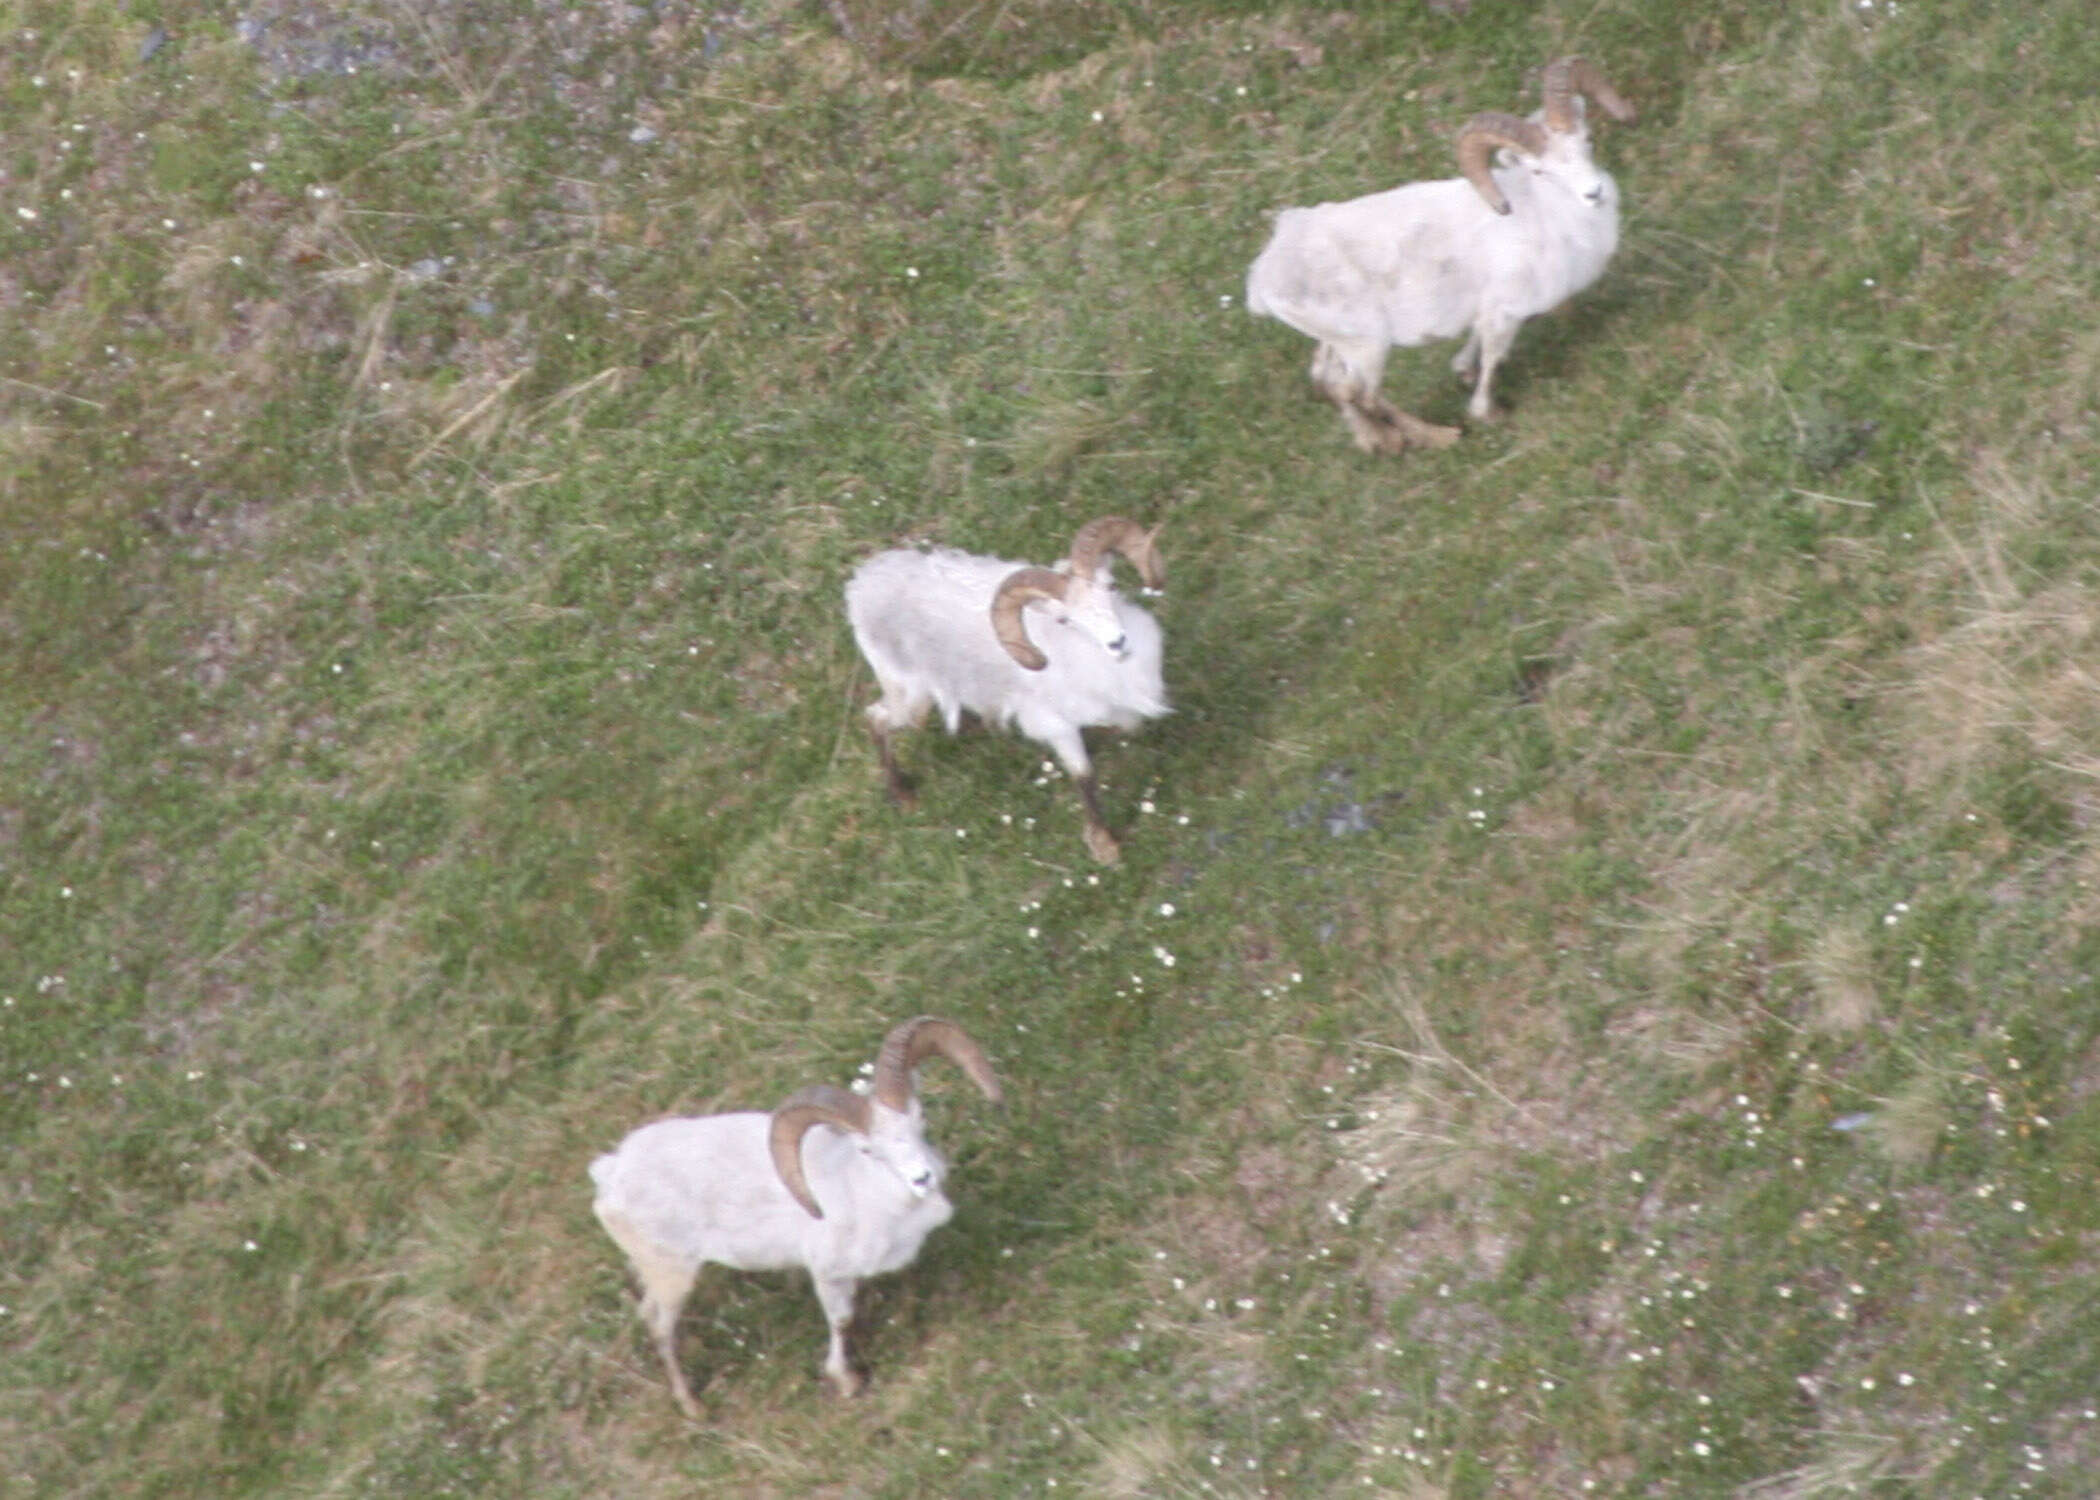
xmin=4 ymin=1 xmax=2097 ymax=1495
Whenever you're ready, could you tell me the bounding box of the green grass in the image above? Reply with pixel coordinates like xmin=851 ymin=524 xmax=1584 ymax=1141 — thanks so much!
xmin=5 ymin=0 xmax=2100 ymax=1494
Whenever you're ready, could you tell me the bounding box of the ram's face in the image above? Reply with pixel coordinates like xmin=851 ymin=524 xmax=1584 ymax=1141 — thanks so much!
xmin=1525 ymin=106 xmax=1615 ymax=208
xmin=859 ymin=1100 xmax=944 ymax=1198
xmin=1043 ymin=575 xmax=1133 ymax=660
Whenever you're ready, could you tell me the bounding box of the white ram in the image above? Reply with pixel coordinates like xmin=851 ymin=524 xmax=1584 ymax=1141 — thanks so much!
xmin=845 ymin=515 xmax=1167 ymax=864
xmin=1246 ymin=56 xmax=1636 ymax=453
xmin=589 ymin=1016 xmax=1002 ymax=1413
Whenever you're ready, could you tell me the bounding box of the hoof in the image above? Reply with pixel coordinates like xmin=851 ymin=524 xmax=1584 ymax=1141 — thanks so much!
xmin=1083 ymin=823 xmax=1123 ymax=865
xmin=1391 ymin=412 xmax=1461 ymax=449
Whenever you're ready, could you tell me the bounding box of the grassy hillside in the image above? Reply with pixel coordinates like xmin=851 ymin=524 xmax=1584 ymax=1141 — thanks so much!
xmin=5 ymin=1 xmax=2097 ymax=1494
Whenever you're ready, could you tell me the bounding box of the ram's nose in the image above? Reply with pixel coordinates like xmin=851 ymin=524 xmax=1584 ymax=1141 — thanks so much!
xmin=1584 ymin=183 xmax=1607 ymax=205
xmin=1105 ymin=633 xmax=1128 ymax=658
xmin=908 ymin=1168 xmax=935 ymax=1196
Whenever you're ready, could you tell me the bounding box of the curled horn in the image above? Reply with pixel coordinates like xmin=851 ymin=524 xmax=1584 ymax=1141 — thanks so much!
xmin=870 ymin=1016 xmax=1003 ymax=1113
xmin=1456 ymin=112 xmax=1551 ymax=215
xmin=990 ymin=567 xmax=1070 ymax=672
xmin=769 ymin=1084 xmax=872 ymax=1219
xmin=1067 ymin=516 xmax=1166 ymax=591
xmin=1541 ymin=56 xmax=1636 ymax=134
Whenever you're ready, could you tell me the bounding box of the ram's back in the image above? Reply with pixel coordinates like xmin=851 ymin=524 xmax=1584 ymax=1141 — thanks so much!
xmin=1247 ymin=178 xmax=1500 ymax=345
xmin=590 ymin=1113 xmax=813 ymax=1273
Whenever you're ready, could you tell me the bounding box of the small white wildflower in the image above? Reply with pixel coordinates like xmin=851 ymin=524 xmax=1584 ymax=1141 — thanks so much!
xmin=16 ymin=207 xmax=37 ymax=222
xmin=243 ymin=1239 xmax=259 ymax=1252
xmin=1692 ymin=1441 xmax=1711 ymax=1457
xmin=1158 ymin=902 xmax=1175 ymax=917
xmin=905 ymin=266 xmax=919 ymax=279
xmin=1090 ymin=109 xmax=1103 ymax=122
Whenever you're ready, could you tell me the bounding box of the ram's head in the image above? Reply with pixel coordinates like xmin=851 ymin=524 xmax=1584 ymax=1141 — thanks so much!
xmin=989 ymin=516 xmax=1166 ymax=671
xmin=1457 ymin=57 xmax=1635 ymax=216
xmin=768 ymin=1017 xmax=1003 ymax=1219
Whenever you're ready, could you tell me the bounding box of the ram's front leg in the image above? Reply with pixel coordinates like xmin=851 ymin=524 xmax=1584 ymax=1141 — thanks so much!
xmin=1040 ymin=726 xmax=1121 ymax=864
xmin=811 ymin=1275 xmax=865 ymax=1396
xmin=1463 ymin=314 xmax=1523 ymax=423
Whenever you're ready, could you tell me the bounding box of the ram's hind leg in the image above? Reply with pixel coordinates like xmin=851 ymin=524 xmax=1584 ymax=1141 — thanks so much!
xmin=595 ymin=1205 xmax=704 ymax=1418
xmin=1311 ymin=342 xmax=1459 ymax=454
xmin=865 ymin=688 xmax=930 ymax=809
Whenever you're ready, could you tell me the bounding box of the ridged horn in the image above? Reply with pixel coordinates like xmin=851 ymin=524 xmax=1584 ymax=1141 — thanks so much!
xmin=870 ymin=1016 xmax=1003 ymax=1113
xmin=1541 ymin=56 xmax=1636 ymax=134
xmin=990 ymin=566 xmax=1069 ymax=672
xmin=1455 ymin=112 xmax=1550 ymax=215
xmin=1067 ymin=516 xmax=1166 ymax=591
xmin=768 ymin=1084 xmax=872 ymax=1219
